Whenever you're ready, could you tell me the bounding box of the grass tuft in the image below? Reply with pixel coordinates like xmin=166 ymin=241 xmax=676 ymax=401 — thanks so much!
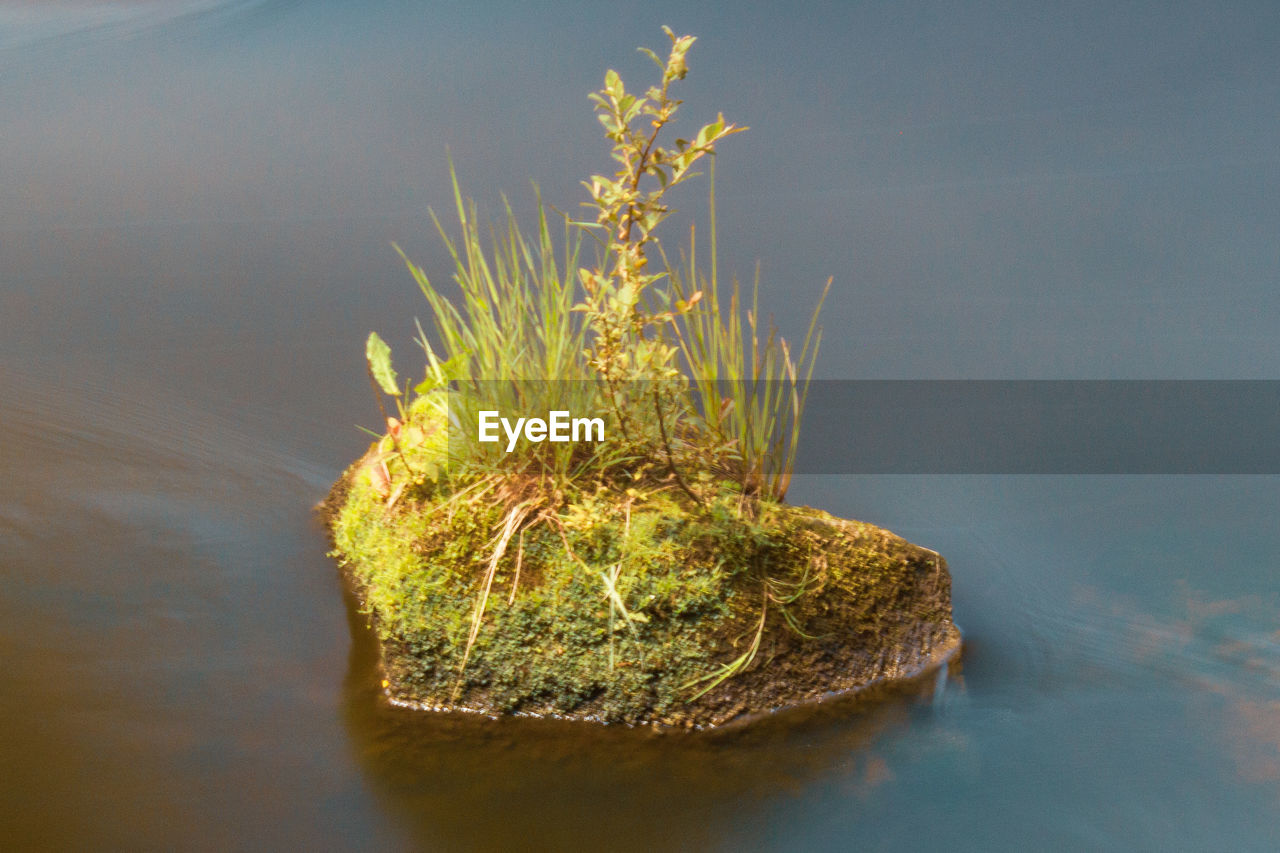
xmin=350 ymin=27 xmax=831 ymax=697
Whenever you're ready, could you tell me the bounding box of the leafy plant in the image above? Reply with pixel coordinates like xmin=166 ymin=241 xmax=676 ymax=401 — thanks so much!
xmin=576 ymin=26 xmax=743 ymax=392
xmin=356 ymin=27 xmax=831 ymax=696
xmin=362 ymin=25 xmax=831 ymax=506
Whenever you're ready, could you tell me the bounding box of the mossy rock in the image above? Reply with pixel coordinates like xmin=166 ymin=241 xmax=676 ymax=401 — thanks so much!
xmin=323 ymin=442 xmax=959 ymax=729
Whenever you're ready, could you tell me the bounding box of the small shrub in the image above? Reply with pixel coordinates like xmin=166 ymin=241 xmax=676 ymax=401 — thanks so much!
xmin=366 ymin=26 xmax=826 ymax=509
xmin=352 ymin=27 xmax=831 ymax=696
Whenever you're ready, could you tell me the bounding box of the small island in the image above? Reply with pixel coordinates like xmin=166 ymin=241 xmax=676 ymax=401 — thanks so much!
xmin=324 ymin=28 xmax=959 ymax=729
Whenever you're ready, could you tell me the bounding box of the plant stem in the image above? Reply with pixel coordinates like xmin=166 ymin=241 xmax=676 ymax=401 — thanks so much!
xmin=652 ymin=387 xmax=703 ymax=507
xmin=365 ymin=366 xmax=416 ymax=477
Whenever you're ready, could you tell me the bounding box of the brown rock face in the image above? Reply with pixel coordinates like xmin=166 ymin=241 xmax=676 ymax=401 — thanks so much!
xmin=675 ymin=506 xmax=961 ymax=727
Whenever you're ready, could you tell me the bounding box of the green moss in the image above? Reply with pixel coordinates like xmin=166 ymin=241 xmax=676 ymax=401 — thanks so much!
xmin=328 ymin=438 xmax=957 ymax=728
xmin=334 ymin=452 xmax=753 ymax=721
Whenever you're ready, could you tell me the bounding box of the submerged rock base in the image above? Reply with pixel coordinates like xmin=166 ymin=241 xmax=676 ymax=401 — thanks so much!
xmin=324 ymin=453 xmax=959 ymax=729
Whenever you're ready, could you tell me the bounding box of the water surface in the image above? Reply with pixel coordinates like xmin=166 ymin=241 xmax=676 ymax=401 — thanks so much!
xmin=3 ymin=2 xmax=1279 ymax=849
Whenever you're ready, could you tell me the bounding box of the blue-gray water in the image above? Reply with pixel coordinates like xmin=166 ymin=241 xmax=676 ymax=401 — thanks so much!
xmin=2 ymin=2 xmax=1278 ymax=849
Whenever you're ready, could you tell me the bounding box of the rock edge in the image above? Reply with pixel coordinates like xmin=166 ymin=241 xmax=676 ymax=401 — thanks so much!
xmin=323 ymin=456 xmax=960 ymax=729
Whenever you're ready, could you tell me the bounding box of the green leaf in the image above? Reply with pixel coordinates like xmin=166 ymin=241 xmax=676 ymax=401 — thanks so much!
xmin=415 ymin=351 xmax=467 ymax=393
xmin=366 ymin=332 xmax=400 ymax=396
xmin=637 ymin=46 xmax=664 ymax=72
xmin=604 ymin=68 xmax=623 ymax=98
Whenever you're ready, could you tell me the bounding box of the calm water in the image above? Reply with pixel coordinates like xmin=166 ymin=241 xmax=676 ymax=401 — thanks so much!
xmin=3 ymin=2 xmax=1279 ymax=849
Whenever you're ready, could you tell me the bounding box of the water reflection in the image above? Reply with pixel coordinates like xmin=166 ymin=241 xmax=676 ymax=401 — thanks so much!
xmin=340 ymin=578 xmax=956 ymax=851
xmin=0 ymin=1 xmax=222 ymax=53
xmin=1224 ymin=698 xmax=1280 ymax=788
xmin=0 ymin=362 xmax=387 ymax=849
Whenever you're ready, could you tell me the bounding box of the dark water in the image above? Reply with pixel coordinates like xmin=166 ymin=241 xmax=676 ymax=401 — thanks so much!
xmin=3 ymin=2 xmax=1279 ymax=849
